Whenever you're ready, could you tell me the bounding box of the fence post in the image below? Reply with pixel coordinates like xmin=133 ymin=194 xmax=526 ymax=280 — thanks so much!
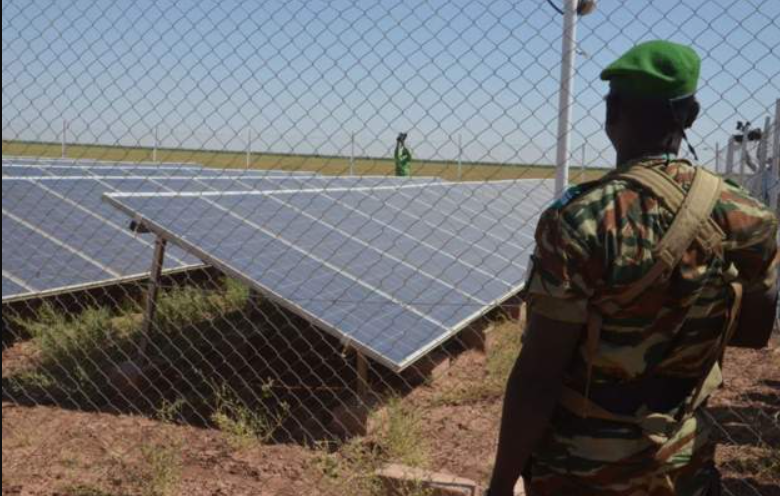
xmin=726 ymin=137 xmax=736 ymax=175
xmin=350 ymin=132 xmax=355 ymax=176
xmin=61 ymin=119 xmax=68 ymax=158
xmin=153 ymin=125 xmax=159 ymax=163
xmin=759 ymin=117 xmax=772 ymax=203
xmin=554 ymin=0 xmax=579 ymax=196
xmin=739 ymin=121 xmax=750 ymax=188
xmin=457 ymin=134 xmax=463 ymax=181
xmin=246 ymin=128 xmax=252 ymax=170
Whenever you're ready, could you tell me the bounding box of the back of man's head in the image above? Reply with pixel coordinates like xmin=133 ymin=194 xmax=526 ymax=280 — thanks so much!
xmin=606 ymin=92 xmax=700 ymax=145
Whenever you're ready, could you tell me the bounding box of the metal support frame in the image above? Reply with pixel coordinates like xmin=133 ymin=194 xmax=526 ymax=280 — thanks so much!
xmin=356 ymin=351 xmax=370 ymax=400
xmin=139 ymin=235 xmax=168 ymax=357
xmin=554 ymin=0 xmax=579 ymax=196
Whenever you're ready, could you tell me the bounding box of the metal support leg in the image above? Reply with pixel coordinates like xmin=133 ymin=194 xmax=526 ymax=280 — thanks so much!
xmin=139 ymin=236 xmax=167 ymax=359
xmin=356 ymin=351 xmax=370 ymax=400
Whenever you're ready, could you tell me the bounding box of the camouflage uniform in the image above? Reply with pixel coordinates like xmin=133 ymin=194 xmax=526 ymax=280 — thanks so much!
xmin=523 ymin=158 xmax=779 ymax=495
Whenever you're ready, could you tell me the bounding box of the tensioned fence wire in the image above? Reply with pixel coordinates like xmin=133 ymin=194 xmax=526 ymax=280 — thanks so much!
xmin=2 ymin=1 xmax=779 ymax=495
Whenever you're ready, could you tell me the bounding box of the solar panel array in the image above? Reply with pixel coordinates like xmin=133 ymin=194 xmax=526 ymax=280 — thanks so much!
xmin=106 ymin=180 xmax=553 ymax=371
xmin=3 ymin=156 xmax=554 ymax=371
xmin=2 ymin=158 xmax=442 ymax=302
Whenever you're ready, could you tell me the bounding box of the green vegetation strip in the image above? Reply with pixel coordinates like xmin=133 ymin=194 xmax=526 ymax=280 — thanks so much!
xmin=3 ymin=140 xmax=607 ymax=182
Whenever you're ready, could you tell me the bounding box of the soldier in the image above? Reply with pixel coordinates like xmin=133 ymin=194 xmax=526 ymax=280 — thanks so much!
xmin=486 ymin=40 xmax=779 ymax=496
xmin=395 ymin=132 xmax=412 ymax=177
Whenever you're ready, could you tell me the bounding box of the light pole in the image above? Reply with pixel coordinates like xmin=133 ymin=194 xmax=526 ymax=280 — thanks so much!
xmin=554 ymin=0 xmax=596 ymax=196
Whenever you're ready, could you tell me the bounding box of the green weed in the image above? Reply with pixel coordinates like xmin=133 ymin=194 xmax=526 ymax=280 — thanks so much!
xmin=210 ymin=382 xmax=289 ymax=450
xmin=137 ymin=442 xmax=183 ymax=496
xmin=315 ymin=399 xmax=432 ymax=496
xmin=156 ymin=399 xmax=185 ymax=424
xmin=375 ymin=398 xmax=429 ymax=469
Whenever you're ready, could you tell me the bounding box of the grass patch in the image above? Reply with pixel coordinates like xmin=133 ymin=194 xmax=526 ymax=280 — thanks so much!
xmin=133 ymin=440 xmax=183 ymax=496
xmin=210 ymin=381 xmax=290 ymax=450
xmin=432 ymin=319 xmax=523 ymax=406
xmin=5 ymin=278 xmax=250 ymax=404
xmin=154 ymin=278 xmax=250 ymax=332
xmin=373 ymin=397 xmax=430 ymax=469
xmin=315 ymin=399 xmax=432 ymax=496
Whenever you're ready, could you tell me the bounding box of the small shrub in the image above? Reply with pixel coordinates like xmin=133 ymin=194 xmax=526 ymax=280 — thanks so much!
xmin=156 ymin=399 xmax=185 ymax=424
xmin=316 ymin=399 xmax=432 ymax=496
xmin=138 ymin=442 xmax=183 ymax=496
xmin=210 ymin=382 xmax=289 ymax=449
xmin=376 ymin=398 xmax=429 ymax=469
xmin=14 ymin=303 xmax=116 ymax=368
xmin=314 ymin=439 xmax=383 ymax=496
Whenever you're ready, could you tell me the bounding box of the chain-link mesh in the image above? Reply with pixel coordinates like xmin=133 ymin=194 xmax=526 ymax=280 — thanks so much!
xmin=2 ymin=1 xmax=779 ymax=495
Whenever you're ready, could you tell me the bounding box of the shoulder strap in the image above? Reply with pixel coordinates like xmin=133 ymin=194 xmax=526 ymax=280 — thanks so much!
xmin=605 ymin=167 xmax=725 ymax=308
xmin=574 ymin=166 xmax=726 ymax=418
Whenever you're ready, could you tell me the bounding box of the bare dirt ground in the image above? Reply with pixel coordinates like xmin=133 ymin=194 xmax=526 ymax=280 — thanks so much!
xmin=3 ymin=322 xmax=779 ymax=496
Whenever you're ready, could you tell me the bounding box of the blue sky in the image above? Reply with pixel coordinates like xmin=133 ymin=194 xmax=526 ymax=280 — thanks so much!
xmin=2 ymin=0 xmax=779 ymax=168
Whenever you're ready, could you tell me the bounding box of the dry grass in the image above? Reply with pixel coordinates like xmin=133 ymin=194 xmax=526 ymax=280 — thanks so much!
xmin=314 ymin=398 xmax=433 ymax=496
xmin=4 ymin=279 xmax=250 ymax=406
xmin=210 ymin=381 xmax=290 ymax=450
xmin=431 ymin=318 xmax=524 ymax=407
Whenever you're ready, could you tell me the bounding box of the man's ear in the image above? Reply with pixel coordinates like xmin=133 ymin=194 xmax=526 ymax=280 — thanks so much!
xmin=684 ymin=99 xmax=700 ymax=129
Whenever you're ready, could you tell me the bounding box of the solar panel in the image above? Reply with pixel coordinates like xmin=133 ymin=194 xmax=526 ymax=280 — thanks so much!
xmin=1 ymin=161 xmax=442 ymax=302
xmin=105 ymin=180 xmax=554 ymax=370
xmin=2 ymin=162 xmax=317 ymax=178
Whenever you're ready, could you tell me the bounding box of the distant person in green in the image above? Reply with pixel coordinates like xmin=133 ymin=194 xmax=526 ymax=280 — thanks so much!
xmin=486 ymin=41 xmax=778 ymax=496
xmin=394 ymin=132 xmax=412 ymax=177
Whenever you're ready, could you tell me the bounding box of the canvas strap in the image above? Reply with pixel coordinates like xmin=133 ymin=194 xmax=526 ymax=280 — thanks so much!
xmin=606 ymin=166 xmax=725 ymax=310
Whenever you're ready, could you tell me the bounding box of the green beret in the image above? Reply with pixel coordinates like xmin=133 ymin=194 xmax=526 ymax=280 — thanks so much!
xmin=601 ymin=40 xmax=700 ymax=100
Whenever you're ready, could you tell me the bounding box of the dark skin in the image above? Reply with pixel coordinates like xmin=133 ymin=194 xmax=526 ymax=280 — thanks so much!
xmin=487 ymin=92 xmax=777 ymax=495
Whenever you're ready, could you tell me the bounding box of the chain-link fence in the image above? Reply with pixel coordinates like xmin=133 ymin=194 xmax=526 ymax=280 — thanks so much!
xmin=2 ymin=1 xmax=779 ymax=495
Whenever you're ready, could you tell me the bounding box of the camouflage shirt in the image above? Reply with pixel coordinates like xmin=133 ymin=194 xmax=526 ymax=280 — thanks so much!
xmin=524 ymin=158 xmax=779 ymax=495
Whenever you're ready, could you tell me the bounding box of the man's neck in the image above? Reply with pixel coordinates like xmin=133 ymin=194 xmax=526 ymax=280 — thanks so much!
xmin=616 ymin=147 xmax=679 ymax=168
